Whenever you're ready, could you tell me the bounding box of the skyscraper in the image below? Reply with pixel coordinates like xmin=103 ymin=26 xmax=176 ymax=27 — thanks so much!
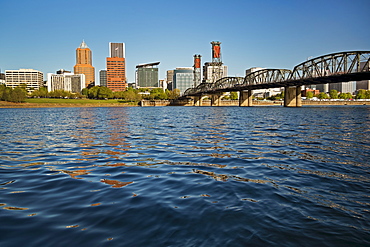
xmin=173 ymin=67 xmax=193 ymax=95
xmin=106 ymin=42 xmax=126 ymax=91
xmin=99 ymin=70 xmax=107 ymax=87
xmin=74 ymin=40 xmax=95 ymax=88
xmin=136 ymin=62 xmax=160 ymax=88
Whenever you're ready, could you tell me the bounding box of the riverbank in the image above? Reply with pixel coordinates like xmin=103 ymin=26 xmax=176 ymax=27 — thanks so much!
xmin=0 ymin=99 xmax=369 ymax=108
xmin=0 ymin=98 xmax=138 ymax=108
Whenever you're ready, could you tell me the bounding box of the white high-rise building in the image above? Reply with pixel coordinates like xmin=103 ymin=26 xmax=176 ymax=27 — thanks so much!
xmin=203 ymin=62 xmax=228 ymax=83
xmin=47 ymin=72 xmax=85 ymax=93
xmin=5 ymin=69 xmax=43 ymax=92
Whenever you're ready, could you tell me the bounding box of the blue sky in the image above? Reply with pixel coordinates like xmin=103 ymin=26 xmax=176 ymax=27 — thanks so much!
xmin=0 ymin=0 xmax=369 ymax=84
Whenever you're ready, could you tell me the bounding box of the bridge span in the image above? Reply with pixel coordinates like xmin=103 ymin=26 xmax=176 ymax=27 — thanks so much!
xmin=183 ymin=51 xmax=370 ymax=107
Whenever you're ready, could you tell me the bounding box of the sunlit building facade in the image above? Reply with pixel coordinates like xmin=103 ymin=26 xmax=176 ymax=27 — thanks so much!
xmin=5 ymin=69 xmax=43 ymax=92
xmin=74 ymin=40 xmax=95 ymax=88
xmin=173 ymin=67 xmax=193 ymax=95
xmin=136 ymin=62 xmax=160 ymax=88
xmin=47 ymin=72 xmax=85 ymax=93
xmin=106 ymin=42 xmax=126 ymax=91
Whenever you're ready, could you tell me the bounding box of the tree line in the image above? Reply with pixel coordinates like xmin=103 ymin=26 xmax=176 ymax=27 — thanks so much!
xmin=0 ymin=85 xmax=182 ymax=103
xmin=0 ymin=84 xmax=27 ymax=103
xmin=80 ymin=86 xmax=181 ymax=101
xmin=306 ymin=89 xmax=370 ymax=100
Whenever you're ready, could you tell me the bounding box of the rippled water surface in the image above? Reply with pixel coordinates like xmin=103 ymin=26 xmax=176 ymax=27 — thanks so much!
xmin=0 ymin=106 xmax=369 ymax=246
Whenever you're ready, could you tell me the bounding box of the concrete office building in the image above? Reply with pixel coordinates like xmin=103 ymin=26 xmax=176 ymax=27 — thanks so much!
xmin=329 ymin=81 xmax=357 ymax=94
xmin=203 ymin=63 xmax=228 ymax=83
xmin=173 ymin=67 xmax=193 ymax=95
xmin=99 ymin=70 xmax=107 ymax=87
xmin=106 ymin=42 xmax=126 ymax=91
xmin=47 ymin=72 xmax=85 ymax=93
xmin=0 ymin=71 xmax=5 ymax=85
xmin=166 ymin=70 xmax=174 ymax=90
xmin=357 ymin=62 xmax=370 ymax=90
xmin=74 ymin=40 xmax=95 ymax=88
xmin=5 ymin=69 xmax=43 ymax=92
xmin=136 ymin=62 xmax=160 ymax=88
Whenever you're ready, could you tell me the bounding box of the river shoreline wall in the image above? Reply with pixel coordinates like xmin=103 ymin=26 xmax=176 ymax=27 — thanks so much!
xmin=140 ymin=99 xmax=370 ymax=107
xmin=1 ymin=99 xmax=369 ymax=108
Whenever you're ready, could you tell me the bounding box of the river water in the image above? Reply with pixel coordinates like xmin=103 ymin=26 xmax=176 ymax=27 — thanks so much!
xmin=0 ymin=106 xmax=369 ymax=246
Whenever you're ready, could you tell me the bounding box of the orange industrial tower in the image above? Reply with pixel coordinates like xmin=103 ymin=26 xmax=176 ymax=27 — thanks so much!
xmin=74 ymin=40 xmax=95 ymax=88
xmin=106 ymin=42 xmax=127 ymax=91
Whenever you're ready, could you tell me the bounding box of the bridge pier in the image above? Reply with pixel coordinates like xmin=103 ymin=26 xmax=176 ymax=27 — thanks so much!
xmin=284 ymin=86 xmax=302 ymax=107
xmin=211 ymin=93 xmax=223 ymax=106
xmin=193 ymin=96 xmax=203 ymax=106
xmin=239 ymin=90 xmax=253 ymax=106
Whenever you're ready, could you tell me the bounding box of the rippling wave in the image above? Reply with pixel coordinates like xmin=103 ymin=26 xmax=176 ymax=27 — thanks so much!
xmin=0 ymin=106 xmax=369 ymax=246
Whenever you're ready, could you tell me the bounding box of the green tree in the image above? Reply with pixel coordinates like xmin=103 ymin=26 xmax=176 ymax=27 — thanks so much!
xmin=230 ymin=91 xmax=238 ymax=100
xmin=356 ymin=89 xmax=366 ymax=99
xmin=365 ymin=90 xmax=370 ymax=99
xmin=1 ymin=87 xmax=12 ymax=101
xmin=0 ymin=84 xmax=6 ymax=100
xmin=166 ymin=89 xmax=180 ymax=100
xmin=113 ymin=91 xmax=125 ymax=99
xmin=88 ymin=86 xmax=100 ymax=99
xmin=306 ymin=91 xmax=314 ymax=99
xmin=329 ymin=89 xmax=338 ymax=99
xmin=97 ymin=86 xmax=113 ymax=99
xmin=10 ymin=87 xmax=27 ymax=102
xmin=149 ymin=88 xmax=167 ymax=100
xmin=81 ymin=88 xmax=89 ymax=96
xmin=123 ymin=89 xmax=141 ymax=102
xmin=317 ymin=92 xmax=329 ymax=99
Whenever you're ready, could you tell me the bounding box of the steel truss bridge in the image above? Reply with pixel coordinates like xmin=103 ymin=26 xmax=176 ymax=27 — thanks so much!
xmin=183 ymin=51 xmax=370 ymax=106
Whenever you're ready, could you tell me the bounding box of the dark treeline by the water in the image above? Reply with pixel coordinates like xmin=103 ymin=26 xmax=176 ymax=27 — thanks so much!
xmin=0 ymin=106 xmax=369 ymax=247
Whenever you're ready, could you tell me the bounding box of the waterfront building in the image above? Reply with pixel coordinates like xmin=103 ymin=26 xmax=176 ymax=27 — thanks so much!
xmin=166 ymin=70 xmax=174 ymax=90
xmin=203 ymin=62 xmax=228 ymax=83
xmin=357 ymin=62 xmax=370 ymax=90
xmin=136 ymin=62 xmax=160 ymax=88
xmin=329 ymin=81 xmax=356 ymax=94
xmin=357 ymin=80 xmax=370 ymax=90
xmin=5 ymin=69 xmax=43 ymax=92
xmin=0 ymin=71 xmax=5 ymax=85
xmin=316 ymin=84 xmax=329 ymax=93
xmin=173 ymin=67 xmax=194 ymax=95
xmin=99 ymin=70 xmax=107 ymax=87
xmin=74 ymin=40 xmax=95 ymax=88
xmin=47 ymin=72 xmax=85 ymax=93
xmin=106 ymin=42 xmax=126 ymax=91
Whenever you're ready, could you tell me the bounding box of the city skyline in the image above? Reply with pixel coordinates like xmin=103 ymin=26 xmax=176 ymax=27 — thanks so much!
xmin=1 ymin=0 xmax=369 ymax=83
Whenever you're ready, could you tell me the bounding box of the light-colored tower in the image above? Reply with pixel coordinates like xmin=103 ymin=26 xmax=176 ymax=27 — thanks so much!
xmin=193 ymin=54 xmax=201 ymax=87
xmin=74 ymin=40 xmax=95 ymax=88
xmin=210 ymin=41 xmax=223 ymax=83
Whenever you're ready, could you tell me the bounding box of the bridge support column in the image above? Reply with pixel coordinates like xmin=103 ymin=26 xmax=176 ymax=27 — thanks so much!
xmin=211 ymin=93 xmax=223 ymax=106
xmin=193 ymin=96 xmax=203 ymax=106
xmin=239 ymin=90 xmax=253 ymax=107
xmin=284 ymin=86 xmax=302 ymax=107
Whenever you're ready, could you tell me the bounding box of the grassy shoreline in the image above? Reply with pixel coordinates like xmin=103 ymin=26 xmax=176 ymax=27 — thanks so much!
xmin=0 ymin=98 xmax=139 ymax=108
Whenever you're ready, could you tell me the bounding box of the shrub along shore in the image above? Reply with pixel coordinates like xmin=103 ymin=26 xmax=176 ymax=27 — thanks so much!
xmin=0 ymin=98 xmax=139 ymax=108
